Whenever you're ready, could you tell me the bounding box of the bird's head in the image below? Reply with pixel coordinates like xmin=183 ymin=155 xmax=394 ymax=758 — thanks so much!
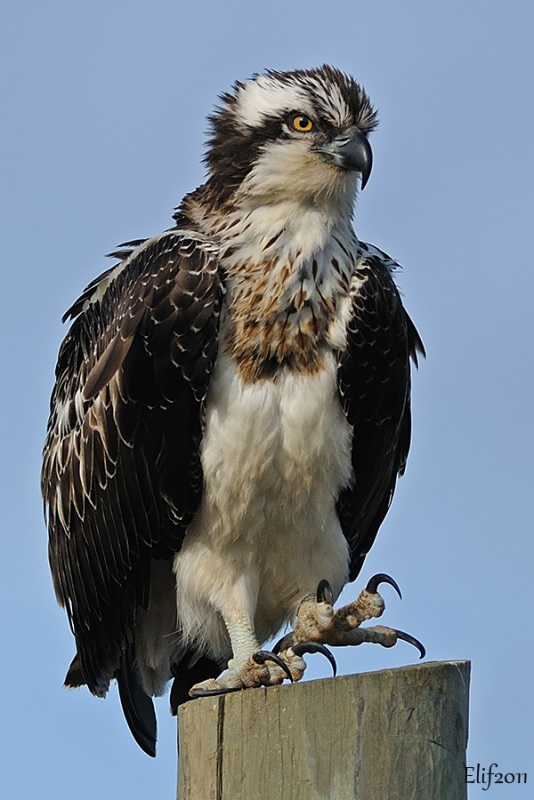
xmin=203 ymin=65 xmax=378 ymax=214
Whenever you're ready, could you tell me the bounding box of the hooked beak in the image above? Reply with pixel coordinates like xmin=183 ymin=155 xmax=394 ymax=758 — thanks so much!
xmin=313 ymin=128 xmax=373 ymax=189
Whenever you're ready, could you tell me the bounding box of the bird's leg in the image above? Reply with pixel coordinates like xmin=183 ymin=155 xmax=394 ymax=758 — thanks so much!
xmin=189 ymin=612 xmax=307 ymax=697
xmin=275 ymin=574 xmax=425 ymax=661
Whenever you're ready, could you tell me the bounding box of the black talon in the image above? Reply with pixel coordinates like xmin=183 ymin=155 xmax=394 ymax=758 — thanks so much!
xmin=292 ymin=642 xmax=337 ymax=677
xmin=189 ymin=685 xmax=244 ymax=698
xmin=253 ymin=650 xmax=294 ymax=682
xmin=272 ymin=634 xmax=291 ymax=655
xmin=365 ymin=573 xmax=402 ymax=600
xmin=394 ymin=629 xmax=426 ymax=660
xmin=317 ymin=579 xmax=334 ymax=605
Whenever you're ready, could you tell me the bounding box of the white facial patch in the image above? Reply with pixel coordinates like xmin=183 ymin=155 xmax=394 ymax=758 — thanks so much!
xmin=238 ymin=137 xmax=358 ymax=213
xmin=234 ymin=75 xmax=315 ymax=128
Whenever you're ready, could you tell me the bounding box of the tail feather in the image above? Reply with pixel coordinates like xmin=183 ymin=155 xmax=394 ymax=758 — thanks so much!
xmin=64 ymin=648 xmax=223 ymax=756
xmin=170 ymin=654 xmax=222 ymax=715
xmin=116 ymin=648 xmax=157 ymax=758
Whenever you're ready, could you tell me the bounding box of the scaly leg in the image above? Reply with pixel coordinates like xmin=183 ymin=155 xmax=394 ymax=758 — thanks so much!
xmin=189 ymin=612 xmax=308 ymax=697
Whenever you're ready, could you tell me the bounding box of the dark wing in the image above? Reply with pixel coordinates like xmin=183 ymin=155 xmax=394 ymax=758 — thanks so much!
xmin=42 ymin=231 xmax=222 ymax=696
xmin=336 ymin=246 xmax=424 ymax=582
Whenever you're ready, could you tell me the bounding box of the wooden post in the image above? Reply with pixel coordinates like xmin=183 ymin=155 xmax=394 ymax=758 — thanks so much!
xmin=177 ymin=660 xmax=470 ymax=800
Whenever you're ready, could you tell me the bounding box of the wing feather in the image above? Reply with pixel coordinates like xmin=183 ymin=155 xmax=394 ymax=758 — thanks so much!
xmin=337 ymin=248 xmax=424 ymax=581
xmin=42 ymin=230 xmax=222 ymax=694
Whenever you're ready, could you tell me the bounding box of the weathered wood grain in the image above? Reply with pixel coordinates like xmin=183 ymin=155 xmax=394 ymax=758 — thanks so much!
xmin=178 ymin=660 xmax=470 ymax=800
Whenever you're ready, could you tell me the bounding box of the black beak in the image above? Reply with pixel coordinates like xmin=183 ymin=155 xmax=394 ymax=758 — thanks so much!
xmin=313 ymin=129 xmax=373 ymax=189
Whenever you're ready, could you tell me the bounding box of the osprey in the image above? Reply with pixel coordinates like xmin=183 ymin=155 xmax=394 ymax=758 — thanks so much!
xmin=42 ymin=65 xmax=425 ymax=757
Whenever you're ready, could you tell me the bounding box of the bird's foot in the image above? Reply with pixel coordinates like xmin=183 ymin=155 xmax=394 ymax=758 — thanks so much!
xmin=188 ymin=648 xmax=306 ymax=697
xmin=275 ymin=574 xmax=425 ymax=659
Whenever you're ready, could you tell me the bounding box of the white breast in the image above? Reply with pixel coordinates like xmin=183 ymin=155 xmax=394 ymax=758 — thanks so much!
xmin=173 ymin=351 xmax=353 ymax=660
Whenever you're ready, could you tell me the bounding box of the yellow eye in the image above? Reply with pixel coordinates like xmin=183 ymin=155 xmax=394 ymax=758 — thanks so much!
xmin=290 ymin=114 xmax=315 ymax=133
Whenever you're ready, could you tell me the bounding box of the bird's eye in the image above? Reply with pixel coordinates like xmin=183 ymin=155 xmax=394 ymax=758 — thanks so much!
xmin=290 ymin=114 xmax=315 ymax=133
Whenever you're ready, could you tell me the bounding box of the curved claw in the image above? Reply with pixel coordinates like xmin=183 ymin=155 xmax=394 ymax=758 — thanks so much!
xmin=272 ymin=636 xmax=288 ymax=655
xmin=253 ymin=650 xmax=294 ymax=682
xmin=292 ymin=642 xmax=337 ymax=677
xmin=365 ymin=573 xmax=402 ymax=600
xmin=190 ymin=685 xmax=244 ymax=698
xmin=317 ymin=579 xmax=334 ymax=605
xmin=394 ymin=629 xmax=426 ymax=660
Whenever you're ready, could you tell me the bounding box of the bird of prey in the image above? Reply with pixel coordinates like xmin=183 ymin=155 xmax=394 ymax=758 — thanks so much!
xmin=42 ymin=65 xmax=425 ymax=757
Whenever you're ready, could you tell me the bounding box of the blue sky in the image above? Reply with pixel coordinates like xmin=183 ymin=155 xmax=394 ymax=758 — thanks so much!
xmin=2 ymin=1 xmax=533 ymax=797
